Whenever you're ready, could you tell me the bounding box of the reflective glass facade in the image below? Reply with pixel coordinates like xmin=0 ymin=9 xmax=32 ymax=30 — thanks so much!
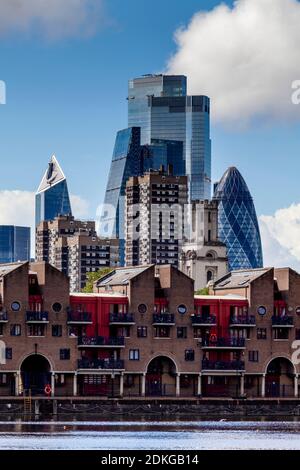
xmin=213 ymin=167 xmax=263 ymax=271
xmin=128 ymin=75 xmax=211 ymax=200
xmin=35 ymin=180 xmax=72 ymax=226
xmin=0 ymin=226 xmax=30 ymax=264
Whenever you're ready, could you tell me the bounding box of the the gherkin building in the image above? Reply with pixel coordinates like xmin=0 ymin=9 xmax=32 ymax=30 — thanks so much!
xmin=213 ymin=167 xmax=263 ymax=271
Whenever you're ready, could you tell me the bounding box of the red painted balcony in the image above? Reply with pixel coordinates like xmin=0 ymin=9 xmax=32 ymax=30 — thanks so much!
xmin=78 ymin=336 xmax=125 ymax=348
xmin=272 ymin=316 xmax=294 ymax=327
xmin=67 ymin=311 xmax=93 ymax=324
xmin=109 ymin=313 xmax=135 ymax=325
xmin=26 ymin=311 xmax=49 ymax=323
xmin=229 ymin=315 xmax=256 ymax=327
xmin=191 ymin=314 xmax=216 ymax=326
xmin=201 ymin=337 xmax=245 ymax=349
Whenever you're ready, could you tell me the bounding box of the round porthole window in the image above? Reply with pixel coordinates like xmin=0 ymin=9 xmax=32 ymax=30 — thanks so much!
xmin=138 ymin=304 xmax=147 ymax=314
xmin=11 ymin=301 xmax=21 ymax=312
xmin=52 ymin=302 xmax=62 ymax=313
xmin=178 ymin=304 xmax=187 ymax=315
xmin=257 ymin=306 xmax=267 ymax=316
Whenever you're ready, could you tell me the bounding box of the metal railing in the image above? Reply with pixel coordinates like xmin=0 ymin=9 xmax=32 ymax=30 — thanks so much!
xmin=272 ymin=315 xmax=294 ymax=326
xmin=78 ymin=336 xmax=125 ymax=346
xmin=152 ymin=313 xmax=175 ymax=324
xmin=67 ymin=311 xmax=92 ymax=323
xmin=202 ymin=359 xmax=245 ymax=370
xmin=202 ymin=337 xmax=246 ymax=348
xmin=26 ymin=311 xmax=49 ymax=322
xmin=109 ymin=313 xmax=134 ymax=323
xmin=230 ymin=315 xmax=256 ymax=325
xmin=77 ymin=359 xmax=124 ymax=369
xmin=191 ymin=315 xmax=216 ymax=325
xmin=0 ymin=311 xmax=8 ymax=321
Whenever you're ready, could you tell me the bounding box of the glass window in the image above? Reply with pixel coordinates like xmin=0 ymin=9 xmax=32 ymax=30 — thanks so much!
xmin=185 ymin=349 xmax=195 ymax=361
xmin=60 ymin=349 xmax=70 ymax=360
xmin=52 ymin=325 xmax=62 ymax=337
xmin=10 ymin=324 xmax=21 ymax=336
xmin=248 ymin=351 xmax=259 ymax=362
xmin=137 ymin=326 xmax=147 ymax=338
xmin=129 ymin=349 xmax=139 ymax=361
xmin=177 ymin=327 xmax=187 ymax=339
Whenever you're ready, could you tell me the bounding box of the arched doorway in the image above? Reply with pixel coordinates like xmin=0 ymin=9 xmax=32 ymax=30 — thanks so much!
xmin=21 ymin=355 xmax=51 ymax=395
xmin=266 ymin=357 xmax=295 ymax=397
xmin=146 ymin=356 xmax=177 ymax=397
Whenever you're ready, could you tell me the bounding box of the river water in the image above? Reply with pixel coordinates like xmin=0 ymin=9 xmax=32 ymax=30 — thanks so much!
xmin=0 ymin=418 xmax=300 ymax=449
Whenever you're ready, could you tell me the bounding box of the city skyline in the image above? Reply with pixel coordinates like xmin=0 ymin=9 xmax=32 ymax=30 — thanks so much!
xmin=0 ymin=0 xmax=300 ymax=270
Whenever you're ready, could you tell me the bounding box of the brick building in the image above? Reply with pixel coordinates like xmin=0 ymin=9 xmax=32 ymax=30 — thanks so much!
xmin=0 ymin=262 xmax=300 ymax=399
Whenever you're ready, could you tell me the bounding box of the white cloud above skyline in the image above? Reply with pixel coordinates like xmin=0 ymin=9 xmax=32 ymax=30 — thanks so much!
xmin=167 ymin=0 xmax=300 ymax=125
xmin=0 ymin=0 xmax=105 ymax=40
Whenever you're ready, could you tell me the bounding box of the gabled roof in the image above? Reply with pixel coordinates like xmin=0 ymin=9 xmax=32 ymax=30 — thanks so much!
xmin=214 ymin=267 xmax=272 ymax=290
xmin=37 ymin=155 xmax=67 ymax=194
xmin=96 ymin=265 xmax=153 ymax=287
xmin=0 ymin=262 xmax=27 ymax=278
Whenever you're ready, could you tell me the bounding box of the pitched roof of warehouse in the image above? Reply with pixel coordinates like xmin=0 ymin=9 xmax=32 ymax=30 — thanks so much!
xmin=214 ymin=268 xmax=272 ymax=290
xmin=0 ymin=262 xmax=27 ymax=278
xmin=96 ymin=265 xmax=153 ymax=287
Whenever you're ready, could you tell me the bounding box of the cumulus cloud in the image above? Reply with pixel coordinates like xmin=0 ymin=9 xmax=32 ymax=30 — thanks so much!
xmin=259 ymin=204 xmax=300 ymax=272
xmin=0 ymin=190 xmax=90 ymax=256
xmin=0 ymin=0 xmax=105 ymax=40
xmin=167 ymin=0 xmax=300 ymax=125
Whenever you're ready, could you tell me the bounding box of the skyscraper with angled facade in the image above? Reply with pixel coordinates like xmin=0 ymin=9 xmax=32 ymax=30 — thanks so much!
xmin=0 ymin=225 xmax=30 ymax=264
xmin=35 ymin=155 xmax=72 ymax=226
xmin=128 ymin=74 xmax=211 ymax=201
xmin=213 ymin=166 xmax=263 ymax=271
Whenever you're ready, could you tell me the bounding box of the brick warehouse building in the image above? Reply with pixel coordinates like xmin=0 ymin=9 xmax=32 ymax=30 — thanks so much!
xmin=1 ymin=261 xmax=300 ymax=399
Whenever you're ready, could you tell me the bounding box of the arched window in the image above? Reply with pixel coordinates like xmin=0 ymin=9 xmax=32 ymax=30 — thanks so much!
xmin=207 ymin=270 xmax=213 ymax=283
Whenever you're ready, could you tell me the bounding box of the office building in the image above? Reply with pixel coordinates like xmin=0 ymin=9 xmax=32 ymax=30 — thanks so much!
xmin=35 ymin=155 xmax=72 ymax=226
xmin=213 ymin=167 xmax=263 ymax=271
xmin=0 ymin=225 xmax=30 ymax=264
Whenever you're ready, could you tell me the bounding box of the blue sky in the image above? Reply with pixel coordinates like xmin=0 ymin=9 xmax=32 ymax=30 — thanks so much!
xmin=0 ymin=0 xmax=300 ymax=267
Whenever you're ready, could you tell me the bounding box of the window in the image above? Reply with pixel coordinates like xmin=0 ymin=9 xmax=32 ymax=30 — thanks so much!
xmin=0 ymin=324 xmax=4 ymax=336
xmin=0 ymin=374 xmax=7 ymax=385
xmin=208 ymin=212 xmax=211 ymax=223
xmin=52 ymin=302 xmax=62 ymax=313
xmin=177 ymin=327 xmax=187 ymax=339
xmin=296 ymin=329 xmax=300 ymax=340
xmin=154 ymin=326 xmax=170 ymax=338
xmin=207 ymin=270 xmax=213 ymax=283
xmin=185 ymin=349 xmax=195 ymax=361
xmin=60 ymin=349 xmax=70 ymax=360
xmin=193 ymin=327 xmax=202 ymax=339
xmin=129 ymin=349 xmax=139 ymax=361
xmin=257 ymin=328 xmax=267 ymax=340
xmin=28 ymin=325 xmax=45 ymax=337
xmin=10 ymin=324 xmax=21 ymax=336
xmin=274 ymin=328 xmax=289 ymax=340
xmin=249 ymin=351 xmax=259 ymax=362
xmin=208 ymin=230 xmax=211 ymax=242
xmin=124 ymin=374 xmax=134 ymax=388
xmin=138 ymin=304 xmax=147 ymax=314
xmin=177 ymin=304 xmax=187 ymax=315
xmin=11 ymin=302 xmax=21 ymax=312
xmin=5 ymin=348 xmax=12 ymax=360
xmin=52 ymin=325 xmax=62 ymax=337
xmin=137 ymin=326 xmax=147 ymax=338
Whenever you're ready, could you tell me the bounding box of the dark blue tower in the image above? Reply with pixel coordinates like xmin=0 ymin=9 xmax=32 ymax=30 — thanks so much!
xmin=213 ymin=167 xmax=263 ymax=271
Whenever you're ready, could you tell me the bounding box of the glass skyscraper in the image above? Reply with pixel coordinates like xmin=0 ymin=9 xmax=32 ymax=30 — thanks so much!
xmin=213 ymin=167 xmax=263 ymax=271
xmin=128 ymin=74 xmax=211 ymax=201
xmin=0 ymin=226 xmax=30 ymax=264
xmin=35 ymin=155 xmax=72 ymax=226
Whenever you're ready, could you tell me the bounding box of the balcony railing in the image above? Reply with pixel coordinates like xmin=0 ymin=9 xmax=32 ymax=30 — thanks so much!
xmin=191 ymin=315 xmax=216 ymax=325
xmin=0 ymin=311 xmax=8 ymax=322
xmin=202 ymin=360 xmax=245 ymax=371
xmin=152 ymin=313 xmax=175 ymax=324
xmin=230 ymin=315 xmax=256 ymax=326
xmin=77 ymin=359 xmax=124 ymax=370
xmin=202 ymin=337 xmax=246 ymax=348
xmin=272 ymin=316 xmax=294 ymax=326
xmin=26 ymin=311 xmax=49 ymax=322
xmin=78 ymin=336 xmax=125 ymax=347
xmin=109 ymin=313 xmax=135 ymax=324
xmin=67 ymin=311 xmax=92 ymax=323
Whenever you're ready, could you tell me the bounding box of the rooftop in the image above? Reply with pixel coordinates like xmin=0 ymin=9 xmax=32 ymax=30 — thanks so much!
xmin=214 ymin=268 xmax=272 ymax=289
xmin=96 ymin=265 xmax=153 ymax=287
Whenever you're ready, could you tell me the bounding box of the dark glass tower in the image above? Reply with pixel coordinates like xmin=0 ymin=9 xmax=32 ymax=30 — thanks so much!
xmin=213 ymin=167 xmax=263 ymax=271
xmin=0 ymin=226 xmax=30 ymax=264
xmin=100 ymin=127 xmax=142 ymax=265
xmin=35 ymin=155 xmax=72 ymax=226
xmin=128 ymin=74 xmax=211 ymax=200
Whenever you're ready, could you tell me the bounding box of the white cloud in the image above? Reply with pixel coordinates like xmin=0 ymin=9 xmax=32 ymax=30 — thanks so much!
xmin=0 ymin=190 xmax=90 ymax=256
xmin=259 ymin=204 xmax=300 ymax=272
xmin=0 ymin=0 xmax=105 ymax=40
xmin=167 ymin=0 xmax=300 ymax=125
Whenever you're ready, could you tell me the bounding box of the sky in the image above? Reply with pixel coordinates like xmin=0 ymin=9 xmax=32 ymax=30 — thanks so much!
xmin=0 ymin=0 xmax=300 ymax=268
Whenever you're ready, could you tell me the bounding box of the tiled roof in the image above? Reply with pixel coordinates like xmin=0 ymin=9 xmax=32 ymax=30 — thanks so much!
xmin=0 ymin=262 xmax=27 ymax=278
xmin=214 ymin=268 xmax=272 ymax=289
xmin=96 ymin=265 xmax=153 ymax=287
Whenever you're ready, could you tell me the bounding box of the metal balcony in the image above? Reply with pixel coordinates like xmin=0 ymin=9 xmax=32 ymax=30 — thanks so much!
xmin=202 ymin=337 xmax=246 ymax=349
xmin=191 ymin=315 xmax=216 ymax=326
xmin=78 ymin=336 xmax=125 ymax=348
xmin=67 ymin=311 xmax=93 ymax=324
xmin=109 ymin=313 xmax=135 ymax=325
xmin=0 ymin=311 xmax=8 ymax=322
xmin=152 ymin=313 xmax=175 ymax=325
xmin=229 ymin=315 xmax=256 ymax=327
xmin=26 ymin=311 xmax=49 ymax=323
xmin=272 ymin=316 xmax=294 ymax=327
xmin=77 ymin=359 xmax=124 ymax=370
xmin=202 ymin=360 xmax=245 ymax=371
